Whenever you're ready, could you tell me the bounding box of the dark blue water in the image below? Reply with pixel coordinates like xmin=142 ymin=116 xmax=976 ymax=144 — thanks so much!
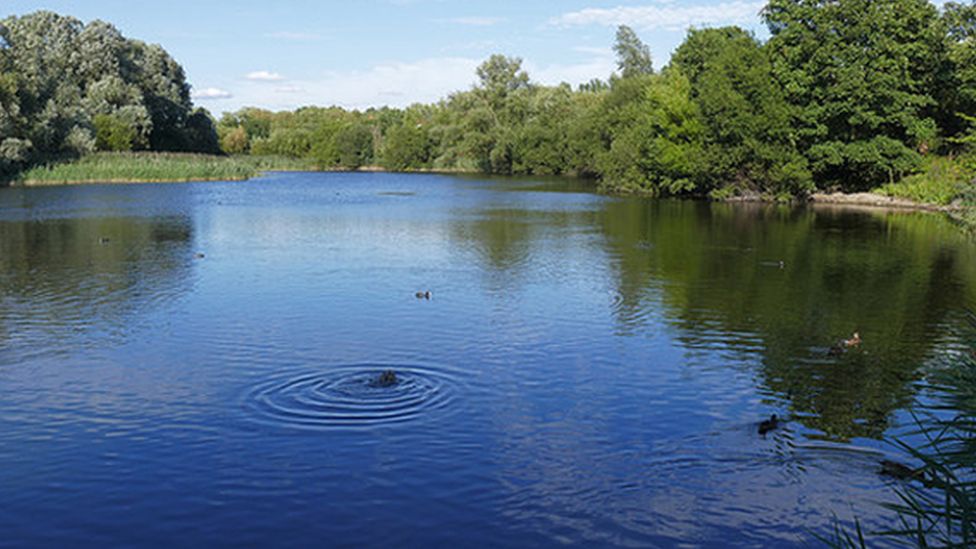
xmin=1 ymin=172 xmax=974 ymax=547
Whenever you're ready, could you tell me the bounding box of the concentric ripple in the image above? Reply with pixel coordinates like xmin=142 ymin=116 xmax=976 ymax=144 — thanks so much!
xmin=244 ymin=364 xmax=460 ymax=430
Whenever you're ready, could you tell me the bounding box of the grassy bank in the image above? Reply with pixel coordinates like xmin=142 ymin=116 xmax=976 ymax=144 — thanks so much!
xmin=877 ymin=156 xmax=976 ymax=206
xmin=3 ymin=152 xmax=492 ymax=186
xmin=14 ymin=152 xmax=261 ymax=185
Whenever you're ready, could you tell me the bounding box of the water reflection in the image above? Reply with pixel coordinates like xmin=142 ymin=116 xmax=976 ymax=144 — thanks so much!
xmin=449 ymin=193 xmax=976 ymax=441
xmin=0 ymin=214 xmax=195 ymax=359
xmin=1 ymin=174 xmax=974 ymax=547
xmin=597 ymin=200 xmax=976 ymax=441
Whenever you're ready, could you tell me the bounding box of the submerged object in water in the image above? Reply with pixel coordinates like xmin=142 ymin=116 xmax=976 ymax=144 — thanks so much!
xmin=758 ymin=414 xmax=779 ymax=435
xmin=375 ymin=370 xmax=398 ymax=387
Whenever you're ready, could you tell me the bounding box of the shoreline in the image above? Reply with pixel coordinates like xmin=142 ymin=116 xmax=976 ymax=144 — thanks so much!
xmin=11 ymin=165 xmax=481 ymax=186
xmin=18 ymin=176 xmax=252 ymax=186
xmin=722 ymin=190 xmax=966 ymax=213
xmin=9 ymin=168 xmax=974 ymax=231
xmin=808 ymin=192 xmax=963 ymax=213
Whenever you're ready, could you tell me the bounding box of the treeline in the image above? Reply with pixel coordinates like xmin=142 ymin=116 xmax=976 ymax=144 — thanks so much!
xmin=3 ymin=2 xmax=975 ymax=198
xmin=218 ymin=0 xmax=976 ymax=197
xmin=0 ymin=11 xmax=219 ymax=179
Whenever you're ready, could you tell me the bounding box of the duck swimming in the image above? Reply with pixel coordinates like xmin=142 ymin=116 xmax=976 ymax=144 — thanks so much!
xmin=829 ymin=331 xmax=862 ymax=355
xmin=843 ymin=332 xmax=862 ymax=348
xmin=758 ymin=414 xmax=779 ymax=435
xmin=880 ymin=460 xmax=926 ymax=482
xmin=415 ymin=291 xmax=432 ymax=300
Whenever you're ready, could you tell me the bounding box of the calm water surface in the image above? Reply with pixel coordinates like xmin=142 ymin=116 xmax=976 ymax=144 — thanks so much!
xmin=1 ymin=172 xmax=974 ymax=547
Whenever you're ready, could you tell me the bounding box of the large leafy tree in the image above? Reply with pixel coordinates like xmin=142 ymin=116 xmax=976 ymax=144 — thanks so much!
xmin=763 ymin=0 xmax=945 ymax=189
xmin=598 ymin=72 xmax=705 ymax=195
xmin=671 ymin=27 xmax=811 ymax=196
xmin=940 ymin=2 xmax=976 ymax=141
xmin=0 ymin=10 xmax=215 ymax=172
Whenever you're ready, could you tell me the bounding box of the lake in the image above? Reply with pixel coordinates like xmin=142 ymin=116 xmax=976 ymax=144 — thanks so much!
xmin=1 ymin=172 xmax=974 ymax=547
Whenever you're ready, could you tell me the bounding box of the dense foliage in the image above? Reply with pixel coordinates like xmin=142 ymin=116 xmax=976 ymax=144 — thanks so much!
xmin=211 ymin=0 xmax=976 ymax=198
xmin=3 ymin=2 xmax=976 ymax=199
xmin=0 ymin=11 xmax=218 ymax=179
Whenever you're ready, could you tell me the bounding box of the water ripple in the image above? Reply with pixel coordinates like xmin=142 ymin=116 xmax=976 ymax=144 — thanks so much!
xmin=243 ymin=364 xmax=460 ymax=430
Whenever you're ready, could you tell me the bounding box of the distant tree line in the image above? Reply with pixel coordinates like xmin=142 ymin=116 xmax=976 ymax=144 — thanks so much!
xmin=0 ymin=11 xmax=219 ymax=178
xmin=3 ymin=2 xmax=976 ymax=197
xmin=215 ymin=0 xmax=976 ymax=197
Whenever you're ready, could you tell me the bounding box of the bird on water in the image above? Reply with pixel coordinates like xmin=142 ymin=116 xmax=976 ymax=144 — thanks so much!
xmin=758 ymin=414 xmax=779 ymax=435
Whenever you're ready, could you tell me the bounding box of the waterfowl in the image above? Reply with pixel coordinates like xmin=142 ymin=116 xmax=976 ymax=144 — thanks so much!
xmin=415 ymin=290 xmax=432 ymax=300
xmin=194 ymin=252 xmax=206 ymax=259
xmin=879 ymin=460 xmax=925 ymax=482
xmin=829 ymin=331 xmax=862 ymax=355
xmin=98 ymin=237 xmax=111 ymax=245
xmin=375 ymin=370 xmax=398 ymax=387
xmin=758 ymin=414 xmax=779 ymax=435
xmin=843 ymin=332 xmax=862 ymax=348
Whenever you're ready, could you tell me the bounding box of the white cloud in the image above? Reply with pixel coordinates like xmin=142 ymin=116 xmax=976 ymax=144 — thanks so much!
xmin=192 ymin=87 xmax=233 ymax=100
xmin=528 ymin=56 xmax=616 ymax=87
xmin=246 ymin=70 xmax=285 ymax=82
xmin=445 ymin=16 xmax=506 ymax=27
xmin=551 ymin=1 xmax=766 ymax=31
xmin=572 ymin=46 xmax=614 ymax=57
xmin=205 ymin=53 xmax=619 ymax=114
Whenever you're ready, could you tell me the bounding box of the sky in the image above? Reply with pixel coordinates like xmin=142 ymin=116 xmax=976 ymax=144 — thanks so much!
xmin=2 ymin=1 xmax=799 ymax=114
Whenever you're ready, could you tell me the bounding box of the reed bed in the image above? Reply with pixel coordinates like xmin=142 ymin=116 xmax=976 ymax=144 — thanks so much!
xmin=17 ymin=152 xmax=259 ymax=185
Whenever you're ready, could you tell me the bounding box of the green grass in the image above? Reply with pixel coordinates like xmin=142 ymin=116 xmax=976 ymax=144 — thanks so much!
xmin=16 ymin=152 xmax=260 ymax=185
xmin=877 ymin=156 xmax=975 ymax=207
xmin=9 ymin=153 xmax=360 ymax=186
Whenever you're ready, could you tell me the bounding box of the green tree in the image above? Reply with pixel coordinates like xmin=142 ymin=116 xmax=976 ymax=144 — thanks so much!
xmin=941 ymin=2 xmax=976 ymax=141
xmin=476 ymin=55 xmax=530 ymax=103
xmin=598 ymin=72 xmax=705 ymax=195
xmin=381 ymin=107 xmax=432 ymax=171
xmin=0 ymin=10 xmax=217 ymax=169
xmin=763 ymin=0 xmax=945 ymax=189
xmin=336 ymin=123 xmax=374 ymax=169
xmin=93 ymin=113 xmax=135 ymax=151
xmin=184 ymin=108 xmax=221 ymax=155
xmin=671 ymin=27 xmax=811 ymax=196
xmin=220 ymin=126 xmax=249 ymax=155
xmin=614 ymin=25 xmax=654 ymax=78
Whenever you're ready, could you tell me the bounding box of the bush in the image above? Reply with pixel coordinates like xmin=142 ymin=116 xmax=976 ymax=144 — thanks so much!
xmin=93 ymin=114 xmax=136 ymax=152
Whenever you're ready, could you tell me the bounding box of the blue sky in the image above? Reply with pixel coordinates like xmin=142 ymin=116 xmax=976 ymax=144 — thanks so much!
xmin=5 ymin=1 xmax=782 ymax=113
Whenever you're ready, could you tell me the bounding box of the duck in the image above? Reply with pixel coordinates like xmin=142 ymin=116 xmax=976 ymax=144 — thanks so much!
xmin=758 ymin=414 xmax=779 ymax=435
xmin=98 ymin=237 xmax=111 ymax=245
xmin=879 ymin=460 xmax=926 ymax=482
xmin=843 ymin=331 xmax=862 ymax=348
xmin=829 ymin=331 xmax=862 ymax=355
xmin=415 ymin=290 xmax=432 ymax=300
xmin=194 ymin=252 xmax=206 ymax=259
xmin=375 ymin=370 xmax=398 ymax=387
